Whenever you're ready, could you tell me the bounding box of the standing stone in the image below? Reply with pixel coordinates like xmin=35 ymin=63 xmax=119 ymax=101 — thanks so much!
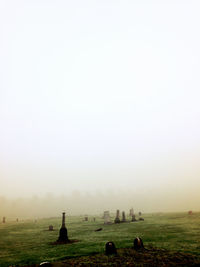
xmin=131 ymin=214 xmax=137 ymax=222
xmin=93 ymin=217 xmax=96 ymax=222
xmin=16 ymin=218 xmax=19 ymax=222
xmin=139 ymin=211 xmax=142 ymax=216
xmin=122 ymin=211 xmax=126 ymax=222
xmin=49 ymin=225 xmax=54 ymax=231
xmin=103 ymin=211 xmax=107 ymax=219
xmin=103 ymin=211 xmax=105 ymax=219
xmin=114 ymin=210 xmax=120 ymax=224
xmin=129 ymin=208 xmax=134 ymax=216
xmin=84 ymin=216 xmax=88 ymax=221
xmin=57 ymin=212 xmax=69 ymax=243
xmin=2 ymin=217 xmax=5 ymax=223
xmin=104 ymin=211 xmax=111 ymax=224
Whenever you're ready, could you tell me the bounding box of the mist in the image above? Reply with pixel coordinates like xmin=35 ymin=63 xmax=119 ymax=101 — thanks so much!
xmin=1 ymin=0 xmax=200 ymax=217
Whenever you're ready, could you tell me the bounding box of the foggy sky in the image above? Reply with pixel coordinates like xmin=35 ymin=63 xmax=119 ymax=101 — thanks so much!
xmin=1 ymin=0 xmax=200 ymax=213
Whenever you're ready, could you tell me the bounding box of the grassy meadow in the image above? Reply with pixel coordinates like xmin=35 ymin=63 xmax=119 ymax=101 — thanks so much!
xmin=0 ymin=212 xmax=200 ymax=266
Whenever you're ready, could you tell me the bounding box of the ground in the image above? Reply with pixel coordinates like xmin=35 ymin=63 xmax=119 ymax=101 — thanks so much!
xmin=30 ymin=247 xmax=200 ymax=266
xmin=0 ymin=212 xmax=200 ymax=266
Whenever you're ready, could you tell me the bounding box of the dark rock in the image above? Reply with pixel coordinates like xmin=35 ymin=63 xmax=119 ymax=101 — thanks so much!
xmin=133 ymin=237 xmax=144 ymax=250
xmin=95 ymin=228 xmax=102 ymax=232
xmin=105 ymin=241 xmax=117 ymax=255
xmin=49 ymin=225 xmax=53 ymax=231
xmin=139 ymin=217 xmax=144 ymax=221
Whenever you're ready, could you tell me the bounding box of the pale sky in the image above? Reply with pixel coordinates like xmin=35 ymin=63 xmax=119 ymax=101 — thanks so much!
xmin=0 ymin=0 xmax=200 ymax=210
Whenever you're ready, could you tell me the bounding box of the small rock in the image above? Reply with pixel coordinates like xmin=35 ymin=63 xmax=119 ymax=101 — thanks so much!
xmin=39 ymin=262 xmax=52 ymax=266
xmin=95 ymin=228 xmax=102 ymax=232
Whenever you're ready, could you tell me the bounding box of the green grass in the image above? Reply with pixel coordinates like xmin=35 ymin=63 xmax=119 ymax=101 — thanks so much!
xmin=0 ymin=212 xmax=200 ymax=266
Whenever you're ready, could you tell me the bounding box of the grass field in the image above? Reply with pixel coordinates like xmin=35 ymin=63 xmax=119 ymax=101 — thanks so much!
xmin=0 ymin=212 xmax=200 ymax=266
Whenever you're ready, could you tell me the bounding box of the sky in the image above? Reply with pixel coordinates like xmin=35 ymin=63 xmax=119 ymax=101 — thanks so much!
xmin=0 ymin=1 xmax=200 ymax=211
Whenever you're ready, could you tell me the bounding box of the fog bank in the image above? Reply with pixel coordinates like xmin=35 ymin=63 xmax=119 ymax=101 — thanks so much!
xmin=1 ymin=186 xmax=199 ymax=219
xmin=1 ymin=1 xmax=200 ymax=216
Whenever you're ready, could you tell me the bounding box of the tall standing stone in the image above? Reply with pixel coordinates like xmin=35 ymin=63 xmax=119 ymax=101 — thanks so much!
xmin=103 ymin=211 xmax=108 ymax=219
xmin=131 ymin=214 xmax=137 ymax=222
xmin=57 ymin=212 xmax=69 ymax=243
xmin=104 ymin=211 xmax=111 ymax=224
xmin=2 ymin=217 xmax=5 ymax=223
xmin=114 ymin=210 xmax=120 ymax=223
xmin=122 ymin=211 xmax=126 ymax=222
xmin=129 ymin=208 xmax=134 ymax=216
